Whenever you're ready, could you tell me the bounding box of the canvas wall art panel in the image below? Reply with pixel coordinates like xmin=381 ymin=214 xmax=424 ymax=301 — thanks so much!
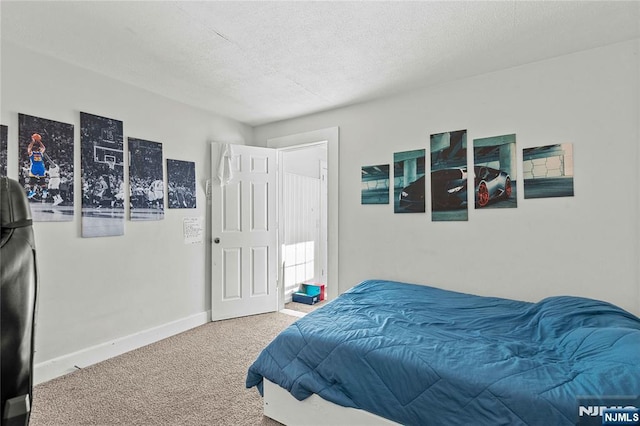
xmin=18 ymin=113 xmax=75 ymax=222
xmin=430 ymin=129 xmax=468 ymax=222
xmin=394 ymin=150 xmax=426 ymax=213
xmin=167 ymin=159 xmax=196 ymax=209
xmin=523 ymin=143 xmax=574 ymax=199
xmin=0 ymin=125 xmax=7 ymax=177
xmin=80 ymin=112 xmax=125 ymax=237
xmin=361 ymin=164 xmax=390 ymax=205
xmin=473 ymin=134 xmax=518 ymax=209
xmin=129 ymin=138 xmax=164 ymax=221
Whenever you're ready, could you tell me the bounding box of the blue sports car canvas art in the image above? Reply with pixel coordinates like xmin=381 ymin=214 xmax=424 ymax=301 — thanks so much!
xmin=399 ymin=166 xmax=512 ymax=210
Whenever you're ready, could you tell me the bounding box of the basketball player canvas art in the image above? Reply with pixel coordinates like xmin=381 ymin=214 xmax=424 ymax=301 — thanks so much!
xmin=80 ymin=112 xmax=125 ymax=237
xmin=129 ymin=137 xmax=164 ymax=221
xmin=18 ymin=113 xmax=75 ymax=222
xmin=0 ymin=125 xmax=7 ymax=177
xmin=167 ymin=159 xmax=196 ymax=209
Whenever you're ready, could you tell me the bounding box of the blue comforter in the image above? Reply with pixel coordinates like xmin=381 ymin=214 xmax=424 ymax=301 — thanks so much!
xmin=246 ymin=280 xmax=640 ymax=425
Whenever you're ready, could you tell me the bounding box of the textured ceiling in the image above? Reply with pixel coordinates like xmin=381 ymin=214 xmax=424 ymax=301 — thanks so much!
xmin=2 ymin=1 xmax=639 ymax=126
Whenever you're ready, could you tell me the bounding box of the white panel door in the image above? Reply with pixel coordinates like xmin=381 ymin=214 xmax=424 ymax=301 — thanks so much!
xmin=211 ymin=144 xmax=278 ymax=321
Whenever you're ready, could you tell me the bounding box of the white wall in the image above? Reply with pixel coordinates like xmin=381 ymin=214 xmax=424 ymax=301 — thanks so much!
xmin=254 ymin=40 xmax=640 ymax=316
xmin=1 ymin=41 xmax=252 ymax=381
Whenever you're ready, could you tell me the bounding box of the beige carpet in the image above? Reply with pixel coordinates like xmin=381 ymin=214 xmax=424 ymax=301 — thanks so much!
xmin=30 ymin=312 xmax=299 ymax=425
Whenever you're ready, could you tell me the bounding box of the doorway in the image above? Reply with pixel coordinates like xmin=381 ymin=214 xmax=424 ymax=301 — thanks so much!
xmin=278 ymin=143 xmax=328 ymax=310
xmin=267 ymin=126 xmax=339 ymax=311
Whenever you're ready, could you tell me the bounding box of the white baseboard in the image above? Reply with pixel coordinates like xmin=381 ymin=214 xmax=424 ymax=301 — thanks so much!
xmin=279 ymin=308 xmax=306 ymax=318
xmin=34 ymin=311 xmax=210 ymax=385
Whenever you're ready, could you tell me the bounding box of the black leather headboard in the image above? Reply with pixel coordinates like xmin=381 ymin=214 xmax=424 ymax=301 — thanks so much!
xmin=1 ymin=177 xmax=38 ymax=426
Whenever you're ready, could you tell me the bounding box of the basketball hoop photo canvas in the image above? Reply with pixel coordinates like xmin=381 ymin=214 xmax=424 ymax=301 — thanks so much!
xmin=80 ymin=112 xmax=125 ymax=237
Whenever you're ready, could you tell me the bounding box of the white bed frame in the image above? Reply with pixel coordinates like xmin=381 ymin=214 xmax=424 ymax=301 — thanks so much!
xmin=263 ymin=379 xmax=400 ymax=425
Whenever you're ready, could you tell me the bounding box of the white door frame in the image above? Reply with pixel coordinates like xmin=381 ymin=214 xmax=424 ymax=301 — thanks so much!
xmin=319 ymin=160 xmax=328 ymax=293
xmin=267 ymin=127 xmax=339 ymax=306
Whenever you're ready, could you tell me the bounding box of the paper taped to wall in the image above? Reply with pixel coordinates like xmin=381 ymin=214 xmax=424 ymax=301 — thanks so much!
xmin=183 ymin=217 xmax=204 ymax=244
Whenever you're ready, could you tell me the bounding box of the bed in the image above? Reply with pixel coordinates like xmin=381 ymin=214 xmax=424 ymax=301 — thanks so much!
xmin=246 ymin=279 xmax=640 ymax=425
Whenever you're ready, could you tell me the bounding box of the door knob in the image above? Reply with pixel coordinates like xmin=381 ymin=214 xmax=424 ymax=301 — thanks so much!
xmin=214 ymin=238 xmax=220 ymax=244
